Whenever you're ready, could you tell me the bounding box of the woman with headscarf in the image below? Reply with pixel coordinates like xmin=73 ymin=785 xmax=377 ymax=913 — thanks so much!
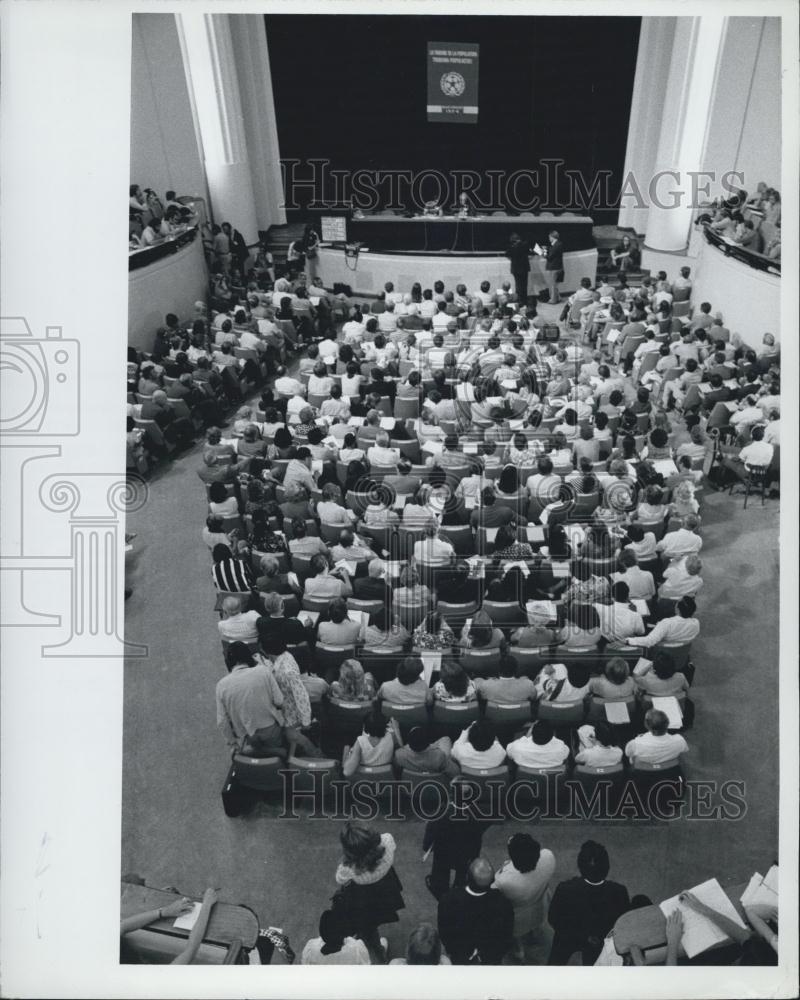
xmin=533 ymin=662 xmax=588 ymax=702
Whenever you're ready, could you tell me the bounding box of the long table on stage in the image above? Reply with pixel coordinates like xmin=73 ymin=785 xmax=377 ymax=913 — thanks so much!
xmin=316 ymin=212 xmax=597 ymax=297
xmin=347 ymin=212 xmax=595 ymax=253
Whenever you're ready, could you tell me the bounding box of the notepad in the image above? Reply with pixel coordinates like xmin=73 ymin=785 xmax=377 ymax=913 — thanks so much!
xmin=660 ymin=878 xmax=748 ymax=958
xmin=334 ymin=559 xmax=357 ymax=575
xmin=501 ymin=379 xmax=519 ymax=390
xmin=526 ymin=600 xmax=557 ymax=621
xmin=633 ymin=657 xmax=652 ymax=677
xmin=348 ymin=416 xmax=365 ymax=426
xmin=652 ymin=459 xmax=679 ymax=477
xmin=740 ymin=865 xmax=779 ymax=908
xmin=526 ymin=525 xmax=545 ymax=543
xmin=508 ymin=419 xmax=525 ymax=430
xmin=392 ymin=493 xmax=410 ymax=510
xmin=632 ymin=599 xmax=649 ymax=616
xmin=456 ymin=383 xmax=476 ymax=401
xmin=421 ymin=652 xmax=441 ymax=685
xmin=380 ymin=417 xmax=396 ymax=429
xmin=605 ymin=701 xmax=630 ymax=724
xmin=422 ymin=440 xmax=443 ymax=455
xmin=347 ymin=610 xmax=369 ymax=633
xmin=172 ymin=902 xmax=203 ymax=931
xmin=652 ymin=696 xmax=683 ymax=729
xmin=606 ymin=330 xmax=621 ymax=344
xmin=311 ymin=460 xmax=324 ymax=475
xmin=464 ymin=496 xmax=477 ymax=510
xmin=550 ymin=561 xmax=571 ymax=578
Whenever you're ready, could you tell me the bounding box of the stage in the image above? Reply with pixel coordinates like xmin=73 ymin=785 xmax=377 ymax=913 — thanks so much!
xmin=313 ymin=211 xmax=597 ymax=296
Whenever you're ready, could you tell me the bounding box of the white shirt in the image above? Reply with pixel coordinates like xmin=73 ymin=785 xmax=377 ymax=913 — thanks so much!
xmin=378 ymin=312 xmax=398 ymax=333
xmin=739 ymin=441 xmax=773 ymax=468
xmin=657 ymin=529 xmax=702 ymax=560
xmin=575 ymin=744 xmax=623 ymax=767
xmin=628 ymin=615 xmax=700 ymax=648
xmin=275 ymin=375 xmax=304 ymax=397
xmin=625 ymin=731 xmax=688 ymax=764
xmin=506 ymin=735 xmax=570 ymax=769
xmin=452 ymin=727 xmax=507 ymax=769
xmin=367 ymin=444 xmax=400 ymax=468
xmin=413 ymin=537 xmax=455 ymax=563
xmin=594 ymin=602 xmax=645 ymax=643
xmin=432 ymin=311 xmax=451 ymax=331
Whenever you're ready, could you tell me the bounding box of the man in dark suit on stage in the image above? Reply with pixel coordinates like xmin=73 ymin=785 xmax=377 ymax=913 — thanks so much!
xmin=544 ymin=229 xmax=564 ymax=304
xmin=505 ymin=232 xmax=531 ymax=306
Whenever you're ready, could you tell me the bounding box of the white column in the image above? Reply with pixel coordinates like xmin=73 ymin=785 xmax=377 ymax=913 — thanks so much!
xmin=617 ymin=17 xmax=676 ymax=236
xmin=179 ymin=12 xmax=259 ymax=243
xmin=644 ymin=16 xmax=726 ymax=253
xmin=229 ymin=16 xmax=287 ymax=230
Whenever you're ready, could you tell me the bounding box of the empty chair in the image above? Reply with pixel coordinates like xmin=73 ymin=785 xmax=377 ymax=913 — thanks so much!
xmin=510 ymin=763 xmax=568 ymax=816
xmin=284 ymin=755 xmax=341 ymax=804
xmin=452 ymin=764 xmax=510 ymax=817
xmin=380 ymin=700 xmax=430 ymax=728
xmin=510 ymin=646 xmax=554 ymax=678
xmin=315 ymin=644 xmax=358 ymax=682
xmin=437 ymin=524 xmax=475 ymax=556
xmin=460 ymin=647 xmax=502 ymax=676
xmin=431 ymin=700 xmax=480 ymax=732
xmin=569 ymin=762 xmax=625 ymax=817
xmin=480 ymin=600 xmax=527 ymax=631
xmin=437 ymin=600 xmax=479 ymax=633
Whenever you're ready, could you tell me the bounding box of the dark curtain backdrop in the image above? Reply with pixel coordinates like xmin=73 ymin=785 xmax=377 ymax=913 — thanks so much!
xmin=265 ymin=15 xmax=640 ymax=222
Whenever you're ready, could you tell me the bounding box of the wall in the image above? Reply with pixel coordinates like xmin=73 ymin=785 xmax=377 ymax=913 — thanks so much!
xmin=692 ymin=240 xmax=780 ymax=348
xmin=733 ymin=17 xmax=782 ymax=194
xmin=130 ymin=14 xmax=206 ymax=201
xmin=128 ymin=237 xmax=208 ymax=352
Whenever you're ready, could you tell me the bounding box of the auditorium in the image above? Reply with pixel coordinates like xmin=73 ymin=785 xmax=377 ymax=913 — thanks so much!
xmin=120 ymin=8 xmax=791 ymax=981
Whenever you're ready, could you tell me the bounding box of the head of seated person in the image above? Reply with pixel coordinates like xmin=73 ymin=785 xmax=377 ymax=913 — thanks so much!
xmin=497 ymin=465 xmax=521 ymax=495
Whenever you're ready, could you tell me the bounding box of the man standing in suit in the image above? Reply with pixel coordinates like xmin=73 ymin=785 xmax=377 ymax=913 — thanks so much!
xmin=544 ymin=229 xmax=564 ymax=304
xmin=505 ymin=232 xmax=531 ymax=306
xmin=438 ymin=857 xmax=514 ymax=964
xmin=423 ymin=800 xmax=492 ymax=900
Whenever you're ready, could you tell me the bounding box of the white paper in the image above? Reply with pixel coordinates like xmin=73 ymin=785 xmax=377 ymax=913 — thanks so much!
xmin=606 ymin=330 xmax=621 ymax=344
xmin=604 ymin=701 xmax=630 ymax=724
xmin=422 ymin=440 xmax=443 ymax=455
xmin=652 ymin=459 xmax=679 ymax=477
xmin=527 ymin=525 xmax=545 ymax=543
xmin=334 ymin=559 xmax=357 ymax=575
xmin=740 ymin=866 xmax=779 ymax=908
xmin=527 ymin=600 xmax=557 ymax=621
xmin=311 ymin=459 xmax=324 ymax=475
xmin=380 ymin=417 xmax=396 ymax=429
xmin=633 ymin=657 xmax=652 ymax=677
xmin=501 ymin=379 xmax=519 ymax=389
xmin=659 ymin=878 xmax=748 ymax=959
xmin=652 ymin=696 xmax=683 ymax=729
xmin=456 ymin=383 xmax=476 ymax=401
xmin=172 ymin=902 xmax=202 ymax=930
xmin=300 ymin=611 xmax=320 ymax=626
xmin=421 ymin=651 xmax=442 ymax=685
xmin=632 ymin=598 xmax=650 ymax=616
xmin=348 ymin=416 xmax=364 ymax=426
xmin=463 ymin=441 xmax=479 ymax=454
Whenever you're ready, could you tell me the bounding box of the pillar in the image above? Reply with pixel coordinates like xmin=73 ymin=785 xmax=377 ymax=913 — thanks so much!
xmin=644 ymin=16 xmax=726 ymax=253
xmin=178 ymin=12 xmax=260 ymax=243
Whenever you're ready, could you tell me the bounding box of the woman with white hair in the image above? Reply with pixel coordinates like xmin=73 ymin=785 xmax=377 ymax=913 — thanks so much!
xmin=658 ymin=554 xmax=703 ymax=601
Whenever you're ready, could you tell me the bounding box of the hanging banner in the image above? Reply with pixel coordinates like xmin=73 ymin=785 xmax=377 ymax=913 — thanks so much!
xmin=427 ymin=42 xmax=479 ymax=123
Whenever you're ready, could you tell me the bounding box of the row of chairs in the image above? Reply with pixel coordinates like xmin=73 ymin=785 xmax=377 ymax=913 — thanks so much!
xmin=225 ymin=750 xmax=684 ymax=819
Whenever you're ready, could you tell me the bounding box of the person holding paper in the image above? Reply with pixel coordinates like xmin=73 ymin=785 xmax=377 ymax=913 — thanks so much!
xmin=625 ymin=708 xmax=688 ymax=765
xmin=543 ymin=230 xmax=564 ymax=304
xmin=594 ymin=582 xmax=645 ymax=644
xmin=120 ymin=887 xmax=219 ymax=964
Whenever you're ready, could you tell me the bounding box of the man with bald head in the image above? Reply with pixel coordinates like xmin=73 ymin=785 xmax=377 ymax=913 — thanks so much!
xmin=437 ymin=856 xmax=514 ymax=964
